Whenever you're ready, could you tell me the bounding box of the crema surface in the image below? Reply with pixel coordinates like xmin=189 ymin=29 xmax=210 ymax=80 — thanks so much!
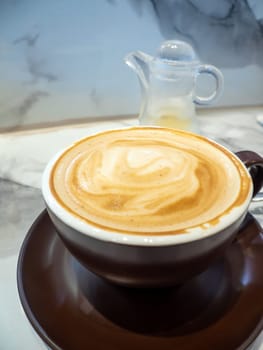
xmin=50 ymin=127 xmax=251 ymax=234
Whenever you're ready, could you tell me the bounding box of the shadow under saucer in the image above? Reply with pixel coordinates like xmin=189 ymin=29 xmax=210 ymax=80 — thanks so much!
xmin=17 ymin=211 xmax=263 ymax=350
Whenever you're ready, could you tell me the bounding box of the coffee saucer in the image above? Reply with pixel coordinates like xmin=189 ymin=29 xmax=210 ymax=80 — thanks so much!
xmin=17 ymin=211 xmax=263 ymax=350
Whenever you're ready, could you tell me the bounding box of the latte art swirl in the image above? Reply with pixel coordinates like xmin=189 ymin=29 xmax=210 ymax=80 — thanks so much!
xmin=50 ymin=127 xmax=251 ymax=234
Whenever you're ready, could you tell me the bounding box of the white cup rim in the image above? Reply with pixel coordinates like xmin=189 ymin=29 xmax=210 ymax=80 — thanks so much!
xmin=41 ymin=127 xmax=253 ymax=247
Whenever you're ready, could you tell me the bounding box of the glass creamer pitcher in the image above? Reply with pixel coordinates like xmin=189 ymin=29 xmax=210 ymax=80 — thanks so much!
xmin=125 ymin=40 xmax=223 ymax=133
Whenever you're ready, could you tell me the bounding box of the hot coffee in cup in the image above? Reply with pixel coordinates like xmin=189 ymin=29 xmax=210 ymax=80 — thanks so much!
xmin=42 ymin=127 xmax=263 ymax=287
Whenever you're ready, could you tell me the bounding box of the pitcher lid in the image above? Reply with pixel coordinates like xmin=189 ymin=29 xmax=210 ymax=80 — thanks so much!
xmin=152 ymin=40 xmax=199 ymax=72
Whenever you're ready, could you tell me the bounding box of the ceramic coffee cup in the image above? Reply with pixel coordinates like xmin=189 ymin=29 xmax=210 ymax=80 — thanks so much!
xmin=42 ymin=127 xmax=263 ymax=288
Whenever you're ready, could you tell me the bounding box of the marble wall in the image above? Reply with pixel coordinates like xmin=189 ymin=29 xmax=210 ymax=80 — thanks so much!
xmin=1 ymin=0 xmax=263 ymax=129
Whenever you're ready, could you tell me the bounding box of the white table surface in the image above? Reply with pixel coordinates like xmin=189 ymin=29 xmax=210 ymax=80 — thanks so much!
xmin=1 ymin=108 xmax=263 ymax=349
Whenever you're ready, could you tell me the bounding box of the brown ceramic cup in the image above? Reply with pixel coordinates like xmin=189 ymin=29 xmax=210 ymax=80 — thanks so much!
xmin=41 ymin=127 xmax=263 ymax=288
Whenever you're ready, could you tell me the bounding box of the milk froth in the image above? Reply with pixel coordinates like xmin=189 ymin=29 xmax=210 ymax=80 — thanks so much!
xmin=49 ymin=127 xmax=251 ymax=235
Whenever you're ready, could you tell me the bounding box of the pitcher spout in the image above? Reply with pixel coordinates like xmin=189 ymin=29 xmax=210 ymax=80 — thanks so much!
xmin=124 ymin=51 xmax=152 ymax=90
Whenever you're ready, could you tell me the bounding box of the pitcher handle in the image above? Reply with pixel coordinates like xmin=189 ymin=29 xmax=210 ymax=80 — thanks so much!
xmin=194 ymin=64 xmax=224 ymax=105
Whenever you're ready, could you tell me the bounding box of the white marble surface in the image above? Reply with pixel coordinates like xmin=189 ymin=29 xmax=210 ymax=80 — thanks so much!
xmin=2 ymin=1 xmax=263 ymax=130
xmin=1 ymin=107 xmax=263 ymax=349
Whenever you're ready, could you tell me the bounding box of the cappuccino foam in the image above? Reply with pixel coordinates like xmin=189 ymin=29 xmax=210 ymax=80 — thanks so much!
xmin=50 ymin=127 xmax=251 ymax=235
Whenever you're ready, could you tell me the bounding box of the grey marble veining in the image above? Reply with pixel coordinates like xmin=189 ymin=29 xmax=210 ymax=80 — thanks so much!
xmin=198 ymin=109 xmax=263 ymax=153
xmin=0 ymin=118 xmax=136 ymax=189
xmin=135 ymin=0 xmax=263 ymax=67
xmin=1 ymin=1 xmax=263 ymax=130
xmin=1 ymin=107 xmax=263 ymax=188
xmin=0 ymin=179 xmax=44 ymax=258
xmin=0 ymin=179 xmax=47 ymax=350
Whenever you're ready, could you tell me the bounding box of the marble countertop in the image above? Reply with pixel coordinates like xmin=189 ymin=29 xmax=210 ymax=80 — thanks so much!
xmin=1 ymin=107 xmax=263 ymax=349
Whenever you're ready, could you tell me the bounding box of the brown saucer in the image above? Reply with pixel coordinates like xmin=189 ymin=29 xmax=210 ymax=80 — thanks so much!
xmin=17 ymin=211 xmax=263 ymax=350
